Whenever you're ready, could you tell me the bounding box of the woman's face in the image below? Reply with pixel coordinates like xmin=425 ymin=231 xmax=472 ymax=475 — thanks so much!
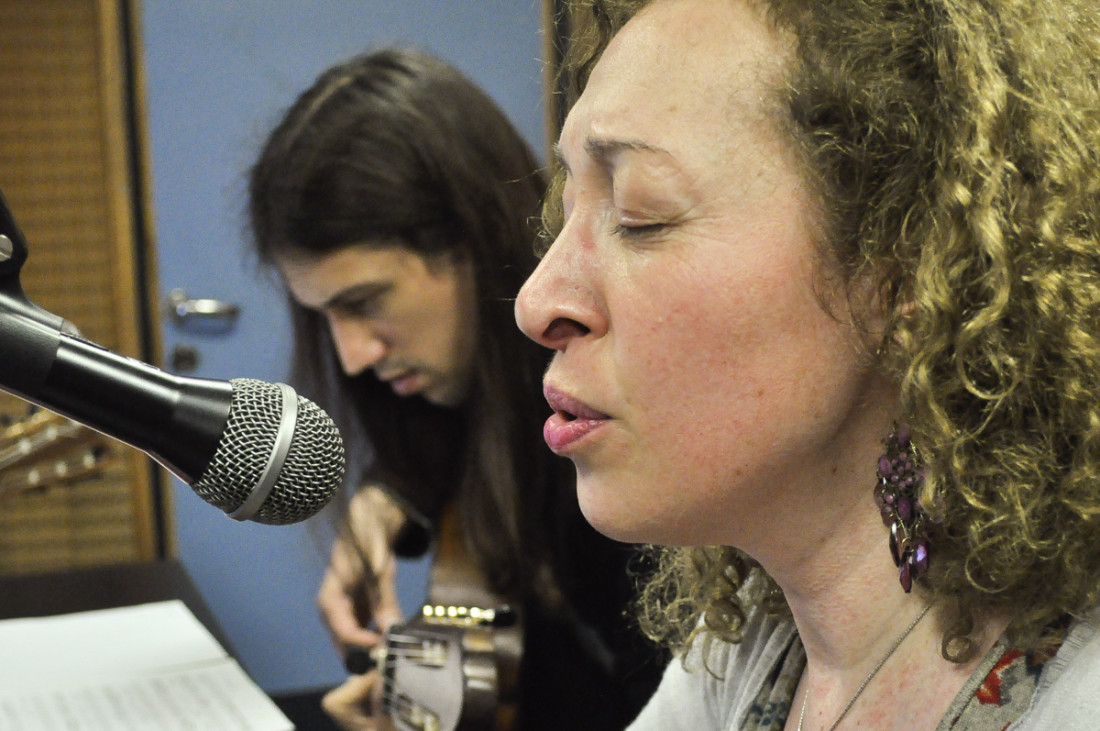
xmin=279 ymin=243 xmax=477 ymax=408
xmin=515 ymin=0 xmax=895 ymax=548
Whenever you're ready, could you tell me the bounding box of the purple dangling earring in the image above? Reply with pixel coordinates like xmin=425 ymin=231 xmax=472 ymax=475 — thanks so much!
xmin=873 ymin=425 xmax=931 ymax=592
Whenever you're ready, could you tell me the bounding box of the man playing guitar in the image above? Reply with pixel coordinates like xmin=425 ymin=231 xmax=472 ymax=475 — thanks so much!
xmin=247 ymin=48 xmax=666 ymax=730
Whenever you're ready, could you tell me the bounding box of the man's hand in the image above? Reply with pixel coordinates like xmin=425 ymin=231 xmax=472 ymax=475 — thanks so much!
xmin=317 ymin=485 xmax=407 ymax=659
xmin=321 ymin=671 xmax=397 ymax=731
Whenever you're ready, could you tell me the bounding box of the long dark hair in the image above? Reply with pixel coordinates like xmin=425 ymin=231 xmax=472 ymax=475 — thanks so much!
xmin=249 ymin=48 xmax=576 ymax=603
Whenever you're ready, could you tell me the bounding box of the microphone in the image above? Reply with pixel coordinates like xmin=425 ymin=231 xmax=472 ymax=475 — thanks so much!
xmin=0 ymin=190 xmax=343 ymax=525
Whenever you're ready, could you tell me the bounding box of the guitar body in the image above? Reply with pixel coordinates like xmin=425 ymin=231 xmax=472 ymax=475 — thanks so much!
xmin=378 ymin=502 xmax=522 ymax=731
xmin=382 ymin=615 xmax=519 ymax=731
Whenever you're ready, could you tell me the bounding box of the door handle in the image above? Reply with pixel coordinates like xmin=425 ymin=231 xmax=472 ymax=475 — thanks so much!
xmin=166 ymin=288 xmax=241 ymax=331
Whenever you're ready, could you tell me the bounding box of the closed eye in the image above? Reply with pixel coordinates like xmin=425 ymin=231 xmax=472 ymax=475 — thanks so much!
xmin=613 ymin=222 xmax=666 ymax=239
xmin=332 ymin=299 xmax=375 ymax=318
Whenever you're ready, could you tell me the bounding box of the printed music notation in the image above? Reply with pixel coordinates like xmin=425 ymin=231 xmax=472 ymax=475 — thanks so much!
xmin=0 ymin=600 xmax=293 ymax=731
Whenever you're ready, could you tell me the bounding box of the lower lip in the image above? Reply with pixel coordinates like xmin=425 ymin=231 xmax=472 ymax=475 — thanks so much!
xmin=389 ymin=373 xmax=421 ymax=396
xmin=543 ymin=412 xmax=606 ymax=453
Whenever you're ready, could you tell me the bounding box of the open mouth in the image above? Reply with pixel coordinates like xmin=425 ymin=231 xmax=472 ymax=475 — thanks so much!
xmin=542 ymin=394 xmax=609 ymax=452
xmin=544 ymin=386 xmax=609 ymax=422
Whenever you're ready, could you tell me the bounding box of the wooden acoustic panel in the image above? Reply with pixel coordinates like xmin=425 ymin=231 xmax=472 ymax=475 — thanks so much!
xmin=0 ymin=0 xmax=162 ymax=575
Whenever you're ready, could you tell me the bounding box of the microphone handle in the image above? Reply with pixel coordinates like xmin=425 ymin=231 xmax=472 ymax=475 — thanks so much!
xmin=0 ymin=306 xmax=230 ymax=483
xmin=47 ymin=334 xmax=232 ymax=483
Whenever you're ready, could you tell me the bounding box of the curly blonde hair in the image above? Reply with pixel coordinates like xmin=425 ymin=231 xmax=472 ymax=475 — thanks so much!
xmin=546 ymin=0 xmax=1100 ymax=663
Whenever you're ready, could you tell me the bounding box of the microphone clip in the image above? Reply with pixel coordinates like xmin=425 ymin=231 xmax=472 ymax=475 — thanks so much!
xmin=0 ymin=185 xmax=28 ymax=281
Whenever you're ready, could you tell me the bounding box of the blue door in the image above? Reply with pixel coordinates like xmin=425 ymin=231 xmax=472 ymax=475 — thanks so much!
xmin=141 ymin=0 xmax=546 ymax=694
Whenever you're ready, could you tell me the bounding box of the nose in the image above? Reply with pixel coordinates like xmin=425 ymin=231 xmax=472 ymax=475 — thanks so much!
xmin=515 ymin=226 xmax=604 ymax=353
xmin=327 ymin=315 xmax=387 ymax=375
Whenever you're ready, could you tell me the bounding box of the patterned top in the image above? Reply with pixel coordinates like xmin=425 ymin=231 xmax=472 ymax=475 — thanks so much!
xmin=627 ymin=603 xmax=1100 ymax=731
xmin=940 ymin=645 xmax=1049 ymax=730
xmin=741 ymin=635 xmax=1048 ymax=730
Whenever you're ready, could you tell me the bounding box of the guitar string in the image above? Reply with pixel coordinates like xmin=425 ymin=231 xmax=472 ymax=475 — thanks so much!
xmin=377 ymin=623 xmax=503 ymax=720
xmin=379 ymin=673 xmax=442 ymax=718
xmin=378 ymin=648 xmax=439 ymax=661
xmin=378 ymin=676 xmax=422 ymax=705
xmin=380 ymin=688 xmax=421 ymax=722
xmin=379 ymin=686 xmax=415 ymax=712
xmin=386 ymin=632 xmax=442 ymax=644
xmin=374 ymin=640 xmax=439 ymax=702
xmin=380 ymin=691 xmax=413 ymax=710
xmin=382 ymin=638 xmax=435 ymax=647
xmin=379 ymin=646 xmax=433 ymax=655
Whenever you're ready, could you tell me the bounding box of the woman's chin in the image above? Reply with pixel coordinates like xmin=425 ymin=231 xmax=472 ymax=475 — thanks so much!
xmin=577 ymin=490 xmax=662 ymax=544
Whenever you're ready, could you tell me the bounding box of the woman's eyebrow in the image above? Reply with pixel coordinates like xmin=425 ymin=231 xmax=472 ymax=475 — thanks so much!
xmin=585 ymin=137 xmax=667 ymax=161
xmin=552 ymin=137 xmax=671 ymax=174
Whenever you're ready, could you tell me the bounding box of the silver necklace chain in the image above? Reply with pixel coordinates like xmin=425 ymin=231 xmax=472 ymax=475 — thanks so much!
xmin=796 ymin=603 xmax=933 ymax=731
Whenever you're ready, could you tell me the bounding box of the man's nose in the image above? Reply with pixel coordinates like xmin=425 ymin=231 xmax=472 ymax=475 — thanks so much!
xmin=328 ymin=317 xmax=387 ymax=376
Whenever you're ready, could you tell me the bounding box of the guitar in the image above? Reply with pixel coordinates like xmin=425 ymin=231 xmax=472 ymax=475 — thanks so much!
xmin=0 ymin=408 xmax=115 ymax=499
xmin=355 ymin=503 xmax=524 ymax=731
xmin=378 ymin=600 xmax=521 ymax=731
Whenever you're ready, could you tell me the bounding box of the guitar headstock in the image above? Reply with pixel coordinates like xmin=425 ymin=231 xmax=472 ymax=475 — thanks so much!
xmin=0 ymin=407 xmax=115 ymax=499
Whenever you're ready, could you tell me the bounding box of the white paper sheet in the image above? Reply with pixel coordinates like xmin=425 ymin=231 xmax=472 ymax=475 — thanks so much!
xmin=0 ymin=600 xmax=293 ymax=730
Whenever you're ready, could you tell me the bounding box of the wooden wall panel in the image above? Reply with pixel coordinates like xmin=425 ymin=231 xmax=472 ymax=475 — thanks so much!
xmin=0 ymin=0 xmax=163 ymax=575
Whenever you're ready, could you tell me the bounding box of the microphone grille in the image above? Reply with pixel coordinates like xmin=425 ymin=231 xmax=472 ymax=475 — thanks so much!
xmin=190 ymin=378 xmax=345 ymax=524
